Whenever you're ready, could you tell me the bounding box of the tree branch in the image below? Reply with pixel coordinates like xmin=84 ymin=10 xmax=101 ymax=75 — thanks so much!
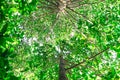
xmin=65 ymin=8 xmax=77 ymax=21
xmin=65 ymin=47 xmax=109 ymax=71
xmin=69 ymin=2 xmax=98 ymax=8
xmin=70 ymin=0 xmax=105 ymax=8
xmin=65 ymin=9 xmax=80 ymax=31
xmin=71 ymin=0 xmax=84 ymax=4
xmin=66 ymin=6 xmax=93 ymax=24
xmin=46 ymin=0 xmax=58 ymax=6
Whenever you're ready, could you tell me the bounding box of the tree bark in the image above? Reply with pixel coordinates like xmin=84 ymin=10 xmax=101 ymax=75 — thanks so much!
xmin=59 ymin=55 xmax=68 ymax=80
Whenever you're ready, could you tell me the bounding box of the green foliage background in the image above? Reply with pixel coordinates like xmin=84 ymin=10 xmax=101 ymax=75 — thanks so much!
xmin=0 ymin=0 xmax=120 ymax=80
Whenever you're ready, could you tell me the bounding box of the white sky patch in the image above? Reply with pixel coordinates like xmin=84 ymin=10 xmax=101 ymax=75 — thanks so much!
xmin=99 ymin=63 xmax=102 ymax=69
xmin=12 ymin=11 xmax=20 ymax=16
xmin=33 ymin=37 xmax=37 ymax=41
xmin=46 ymin=36 xmax=51 ymax=42
xmin=39 ymin=42 xmax=43 ymax=46
xmin=79 ymin=71 xmax=82 ymax=75
xmin=118 ymin=37 xmax=120 ymax=43
xmin=109 ymin=50 xmax=117 ymax=59
xmin=40 ymin=53 xmax=43 ymax=56
xmin=55 ymin=45 xmax=61 ymax=53
xmin=18 ymin=25 xmax=24 ymax=29
xmin=34 ymin=52 xmax=39 ymax=55
xmin=63 ymin=50 xmax=70 ymax=54
xmin=23 ymin=36 xmax=28 ymax=43
xmin=31 ymin=47 xmax=34 ymax=53
xmin=27 ymin=0 xmax=32 ymax=3
xmin=109 ymin=4 xmax=114 ymax=9
xmin=118 ymin=15 xmax=120 ymax=18
xmin=22 ymin=36 xmax=38 ymax=45
xmin=28 ymin=38 xmax=33 ymax=45
xmin=102 ymin=59 xmax=107 ymax=64
xmin=70 ymin=31 xmax=75 ymax=38
xmin=102 ymin=50 xmax=117 ymax=65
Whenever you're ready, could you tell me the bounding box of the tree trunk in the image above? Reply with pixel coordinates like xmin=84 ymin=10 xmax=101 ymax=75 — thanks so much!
xmin=59 ymin=55 xmax=68 ymax=80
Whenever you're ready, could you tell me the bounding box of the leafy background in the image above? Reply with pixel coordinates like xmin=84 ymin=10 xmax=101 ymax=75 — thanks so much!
xmin=0 ymin=0 xmax=120 ymax=80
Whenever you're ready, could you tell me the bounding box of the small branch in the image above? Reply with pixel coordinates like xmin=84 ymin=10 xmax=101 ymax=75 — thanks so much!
xmin=49 ymin=12 xmax=60 ymax=34
xmin=65 ymin=8 xmax=77 ymax=21
xmin=39 ymin=1 xmax=48 ymax=5
xmin=70 ymin=0 xmax=105 ymax=8
xmin=69 ymin=2 xmax=98 ymax=8
xmin=37 ymin=5 xmax=57 ymax=9
xmin=65 ymin=9 xmax=80 ymax=32
xmin=71 ymin=0 xmax=84 ymax=4
xmin=46 ymin=0 xmax=58 ymax=6
xmin=66 ymin=47 xmax=109 ymax=71
xmin=51 ymin=16 xmax=58 ymax=28
xmin=66 ymin=6 xmax=86 ymax=18
xmin=66 ymin=6 xmax=93 ymax=24
xmin=88 ymin=47 xmax=109 ymax=60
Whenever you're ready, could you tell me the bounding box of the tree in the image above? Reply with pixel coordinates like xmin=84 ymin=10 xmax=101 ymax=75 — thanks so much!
xmin=0 ymin=0 xmax=37 ymax=79
xmin=1 ymin=0 xmax=120 ymax=80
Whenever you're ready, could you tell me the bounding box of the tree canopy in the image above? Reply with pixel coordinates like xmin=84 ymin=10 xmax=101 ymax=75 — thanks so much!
xmin=0 ymin=0 xmax=120 ymax=80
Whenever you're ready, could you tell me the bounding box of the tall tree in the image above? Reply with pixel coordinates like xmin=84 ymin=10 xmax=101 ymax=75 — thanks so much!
xmin=10 ymin=0 xmax=120 ymax=80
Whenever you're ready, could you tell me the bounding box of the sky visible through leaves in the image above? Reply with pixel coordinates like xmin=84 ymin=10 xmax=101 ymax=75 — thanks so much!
xmin=0 ymin=0 xmax=120 ymax=80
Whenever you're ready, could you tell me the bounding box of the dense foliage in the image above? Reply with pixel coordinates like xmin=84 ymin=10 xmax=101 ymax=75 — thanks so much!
xmin=0 ymin=0 xmax=37 ymax=79
xmin=0 ymin=0 xmax=120 ymax=80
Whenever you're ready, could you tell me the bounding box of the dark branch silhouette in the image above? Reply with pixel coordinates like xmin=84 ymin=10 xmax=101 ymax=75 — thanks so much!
xmin=69 ymin=2 xmax=99 ymax=8
xmin=66 ymin=47 xmax=109 ymax=71
xmin=66 ymin=6 xmax=92 ymax=24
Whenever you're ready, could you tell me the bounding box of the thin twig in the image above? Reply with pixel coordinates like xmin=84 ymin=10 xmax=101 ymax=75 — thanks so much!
xmin=65 ymin=9 xmax=80 ymax=32
xmin=66 ymin=6 xmax=93 ymax=24
xmin=69 ymin=2 xmax=98 ymax=8
xmin=65 ymin=47 xmax=109 ymax=71
xmin=46 ymin=0 xmax=58 ymax=6
xmin=71 ymin=0 xmax=84 ymax=4
xmin=65 ymin=8 xmax=77 ymax=21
